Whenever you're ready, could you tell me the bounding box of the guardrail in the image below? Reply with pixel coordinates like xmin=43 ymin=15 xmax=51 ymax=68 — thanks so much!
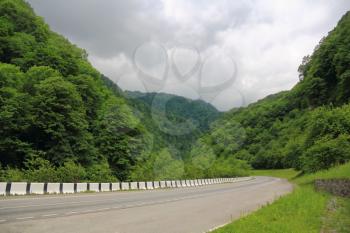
xmin=0 ymin=177 xmax=252 ymax=196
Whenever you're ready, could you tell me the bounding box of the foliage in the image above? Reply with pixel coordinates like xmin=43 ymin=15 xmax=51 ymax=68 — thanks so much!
xmin=0 ymin=0 xmax=150 ymax=182
xmin=194 ymin=11 xmax=350 ymax=173
xmin=56 ymin=160 xmax=87 ymax=182
xmin=130 ymin=148 xmax=185 ymax=181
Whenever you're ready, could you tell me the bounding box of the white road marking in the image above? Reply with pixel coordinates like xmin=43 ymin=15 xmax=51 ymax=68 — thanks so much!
xmin=16 ymin=216 xmax=34 ymax=220
xmin=96 ymin=208 xmax=110 ymax=211
xmin=65 ymin=211 xmax=78 ymax=215
xmin=42 ymin=214 xmax=57 ymax=217
xmin=0 ymin=219 xmax=6 ymax=223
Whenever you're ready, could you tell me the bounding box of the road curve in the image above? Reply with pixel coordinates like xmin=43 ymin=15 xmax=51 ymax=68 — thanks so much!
xmin=0 ymin=176 xmax=292 ymax=233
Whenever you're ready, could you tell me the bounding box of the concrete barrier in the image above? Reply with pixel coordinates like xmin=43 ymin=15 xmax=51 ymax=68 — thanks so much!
xmin=111 ymin=182 xmax=120 ymax=191
xmin=47 ymin=183 xmax=60 ymax=194
xmin=121 ymin=182 xmax=129 ymax=190
xmin=160 ymin=181 xmax=166 ymax=188
xmin=181 ymin=180 xmax=187 ymax=187
xmin=76 ymin=183 xmax=87 ymax=192
xmin=171 ymin=180 xmax=179 ymax=188
xmin=0 ymin=182 xmax=7 ymax=195
xmin=89 ymin=183 xmax=100 ymax=192
xmin=30 ymin=183 xmax=44 ymax=194
xmin=1 ymin=177 xmax=248 ymax=195
xmin=130 ymin=182 xmax=138 ymax=190
xmin=138 ymin=182 xmax=146 ymax=190
xmin=154 ymin=181 xmax=160 ymax=189
xmin=62 ymin=183 xmax=74 ymax=194
xmin=10 ymin=182 xmax=27 ymax=195
xmin=100 ymin=183 xmax=110 ymax=192
xmin=146 ymin=181 xmax=153 ymax=189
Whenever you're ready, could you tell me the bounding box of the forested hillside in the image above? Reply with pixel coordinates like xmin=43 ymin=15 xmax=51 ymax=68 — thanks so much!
xmin=0 ymin=0 xmax=156 ymax=182
xmin=125 ymin=91 xmax=221 ymax=156
xmin=2 ymin=0 xmax=347 ymax=183
xmin=189 ymin=11 xmax=350 ymax=174
xmin=0 ymin=0 xmax=249 ymax=182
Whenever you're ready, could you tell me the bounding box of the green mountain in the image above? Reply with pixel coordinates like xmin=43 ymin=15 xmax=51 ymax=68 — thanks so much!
xmin=2 ymin=0 xmax=346 ymax=182
xmin=0 ymin=0 xmax=233 ymax=182
xmin=124 ymin=91 xmax=221 ymax=156
xmin=0 ymin=0 xmax=152 ymax=181
xmin=189 ymin=11 xmax=350 ymax=174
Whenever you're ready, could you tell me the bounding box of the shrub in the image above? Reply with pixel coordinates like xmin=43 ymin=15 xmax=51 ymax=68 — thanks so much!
xmin=56 ymin=160 xmax=86 ymax=182
xmin=301 ymin=134 xmax=350 ymax=172
xmin=86 ymin=162 xmax=116 ymax=182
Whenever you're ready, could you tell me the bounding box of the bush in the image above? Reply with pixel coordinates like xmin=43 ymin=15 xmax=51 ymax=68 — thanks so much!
xmin=86 ymin=162 xmax=116 ymax=182
xmin=1 ymin=167 xmax=25 ymax=181
xmin=56 ymin=160 xmax=86 ymax=182
xmin=24 ymin=155 xmax=58 ymax=182
xmin=301 ymin=134 xmax=350 ymax=172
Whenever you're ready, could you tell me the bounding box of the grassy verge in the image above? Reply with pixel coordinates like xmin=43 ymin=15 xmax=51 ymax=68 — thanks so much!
xmin=212 ymin=162 xmax=350 ymax=233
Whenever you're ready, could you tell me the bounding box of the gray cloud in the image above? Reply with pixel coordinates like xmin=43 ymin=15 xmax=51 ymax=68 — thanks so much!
xmin=28 ymin=0 xmax=350 ymax=110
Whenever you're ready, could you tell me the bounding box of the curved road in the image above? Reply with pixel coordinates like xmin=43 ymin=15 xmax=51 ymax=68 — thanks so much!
xmin=0 ymin=176 xmax=292 ymax=233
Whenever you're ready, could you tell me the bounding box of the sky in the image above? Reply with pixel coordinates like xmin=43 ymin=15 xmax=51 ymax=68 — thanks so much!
xmin=27 ymin=0 xmax=350 ymax=111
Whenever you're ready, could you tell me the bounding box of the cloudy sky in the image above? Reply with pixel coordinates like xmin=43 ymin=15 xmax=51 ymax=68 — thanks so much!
xmin=27 ymin=0 xmax=350 ymax=111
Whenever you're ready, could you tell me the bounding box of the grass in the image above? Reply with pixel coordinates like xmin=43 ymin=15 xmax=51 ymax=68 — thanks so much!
xmin=250 ymin=168 xmax=300 ymax=180
xmin=322 ymin=197 xmax=350 ymax=233
xmin=212 ymin=162 xmax=350 ymax=233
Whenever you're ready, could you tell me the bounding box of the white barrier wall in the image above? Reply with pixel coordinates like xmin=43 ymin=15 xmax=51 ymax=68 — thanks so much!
xmin=138 ymin=182 xmax=146 ymax=190
xmin=146 ymin=181 xmax=153 ymax=189
xmin=1 ymin=177 xmax=250 ymax=195
xmin=62 ymin=183 xmax=74 ymax=194
xmin=76 ymin=183 xmax=87 ymax=192
xmin=180 ymin=180 xmax=186 ymax=187
xmin=160 ymin=181 xmax=166 ymax=188
xmin=153 ymin=181 xmax=160 ymax=189
xmin=121 ymin=182 xmax=129 ymax=190
xmin=0 ymin=182 xmax=7 ymax=195
xmin=111 ymin=183 xmax=120 ymax=191
xmin=30 ymin=183 xmax=44 ymax=194
xmin=130 ymin=182 xmax=138 ymax=190
xmin=190 ymin=180 xmax=195 ymax=186
xmin=101 ymin=183 xmax=110 ymax=192
xmin=89 ymin=183 xmax=100 ymax=192
xmin=47 ymin=183 xmax=60 ymax=194
xmin=10 ymin=182 xmax=27 ymax=195
xmin=173 ymin=180 xmax=178 ymax=187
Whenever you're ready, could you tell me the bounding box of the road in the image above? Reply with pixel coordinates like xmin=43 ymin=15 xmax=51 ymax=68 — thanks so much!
xmin=0 ymin=176 xmax=292 ymax=233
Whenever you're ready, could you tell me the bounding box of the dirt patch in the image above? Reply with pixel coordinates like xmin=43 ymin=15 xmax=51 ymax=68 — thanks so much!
xmin=315 ymin=179 xmax=350 ymax=198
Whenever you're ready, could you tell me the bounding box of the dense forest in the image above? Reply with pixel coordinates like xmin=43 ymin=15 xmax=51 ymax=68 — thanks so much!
xmin=0 ymin=0 xmax=247 ymax=182
xmin=0 ymin=0 xmax=349 ymax=182
xmin=189 ymin=11 xmax=350 ymax=174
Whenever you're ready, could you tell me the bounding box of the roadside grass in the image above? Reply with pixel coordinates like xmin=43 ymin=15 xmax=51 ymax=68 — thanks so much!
xmin=212 ymin=162 xmax=350 ymax=233
xmin=322 ymin=197 xmax=350 ymax=233
xmin=250 ymin=168 xmax=300 ymax=180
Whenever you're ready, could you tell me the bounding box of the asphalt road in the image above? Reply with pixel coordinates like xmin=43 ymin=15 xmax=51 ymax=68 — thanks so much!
xmin=0 ymin=176 xmax=292 ymax=233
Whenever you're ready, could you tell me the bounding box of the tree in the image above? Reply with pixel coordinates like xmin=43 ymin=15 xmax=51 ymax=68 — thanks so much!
xmin=301 ymin=135 xmax=350 ymax=172
xmin=31 ymin=76 xmax=97 ymax=165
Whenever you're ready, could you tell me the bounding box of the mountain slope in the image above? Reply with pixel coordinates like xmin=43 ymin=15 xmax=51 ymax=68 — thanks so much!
xmin=0 ymin=0 xmax=239 ymax=182
xmin=125 ymin=91 xmax=221 ymax=158
xmin=0 ymin=0 xmax=150 ymax=181
xmin=189 ymin=11 xmax=350 ymax=174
